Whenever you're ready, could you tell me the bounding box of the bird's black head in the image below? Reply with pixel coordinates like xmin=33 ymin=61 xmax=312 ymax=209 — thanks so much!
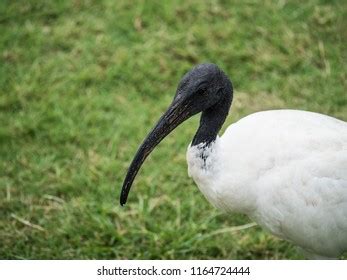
xmin=174 ymin=63 xmax=232 ymax=115
xmin=120 ymin=63 xmax=233 ymax=205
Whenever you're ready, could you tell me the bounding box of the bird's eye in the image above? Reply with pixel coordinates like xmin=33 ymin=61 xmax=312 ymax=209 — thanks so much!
xmin=196 ymin=81 xmax=208 ymax=95
xmin=196 ymin=84 xmax=208 ymax=95
xmin=196 ymin=88 xmax=206 ymax=95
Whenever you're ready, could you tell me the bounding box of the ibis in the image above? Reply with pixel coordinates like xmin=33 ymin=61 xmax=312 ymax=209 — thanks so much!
xmin=120 ymin=63 xmax=347 ymax=259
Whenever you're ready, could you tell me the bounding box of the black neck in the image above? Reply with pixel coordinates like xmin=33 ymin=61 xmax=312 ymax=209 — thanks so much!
xmin=192 ymin=87 xmax=233 ymax=147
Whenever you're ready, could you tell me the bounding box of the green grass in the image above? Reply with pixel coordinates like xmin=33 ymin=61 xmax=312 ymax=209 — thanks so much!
xmin=0 ymin=0 xmax=346 ymax=259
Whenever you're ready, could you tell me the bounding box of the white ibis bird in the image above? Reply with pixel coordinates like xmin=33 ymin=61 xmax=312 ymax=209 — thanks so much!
xmin=120 ymin=63 xmax=347 ymax=259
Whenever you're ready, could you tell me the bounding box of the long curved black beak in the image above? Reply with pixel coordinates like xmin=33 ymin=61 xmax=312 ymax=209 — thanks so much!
xmin=120 ymin=96 xmax=194 ymax=206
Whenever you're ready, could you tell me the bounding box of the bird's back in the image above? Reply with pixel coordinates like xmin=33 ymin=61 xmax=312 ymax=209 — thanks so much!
xmin=208 ymin=110 xmax=347 ymax=258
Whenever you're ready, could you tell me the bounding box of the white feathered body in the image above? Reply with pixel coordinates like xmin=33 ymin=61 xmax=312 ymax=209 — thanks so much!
xmin=187 ymin=110 xmax=347 ymax=258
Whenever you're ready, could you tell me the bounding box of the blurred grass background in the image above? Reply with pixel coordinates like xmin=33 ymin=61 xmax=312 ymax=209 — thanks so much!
xmin=0 ymin=0 xmax=346 ymax=259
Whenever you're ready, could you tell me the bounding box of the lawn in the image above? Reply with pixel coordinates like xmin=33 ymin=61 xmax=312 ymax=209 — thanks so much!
xmin=0 ymin=0 xmax=346 ymax=259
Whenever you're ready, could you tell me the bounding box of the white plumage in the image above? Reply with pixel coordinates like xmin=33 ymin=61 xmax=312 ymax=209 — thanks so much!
xmin=187 ymin=109 xmax=347 ymax=259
